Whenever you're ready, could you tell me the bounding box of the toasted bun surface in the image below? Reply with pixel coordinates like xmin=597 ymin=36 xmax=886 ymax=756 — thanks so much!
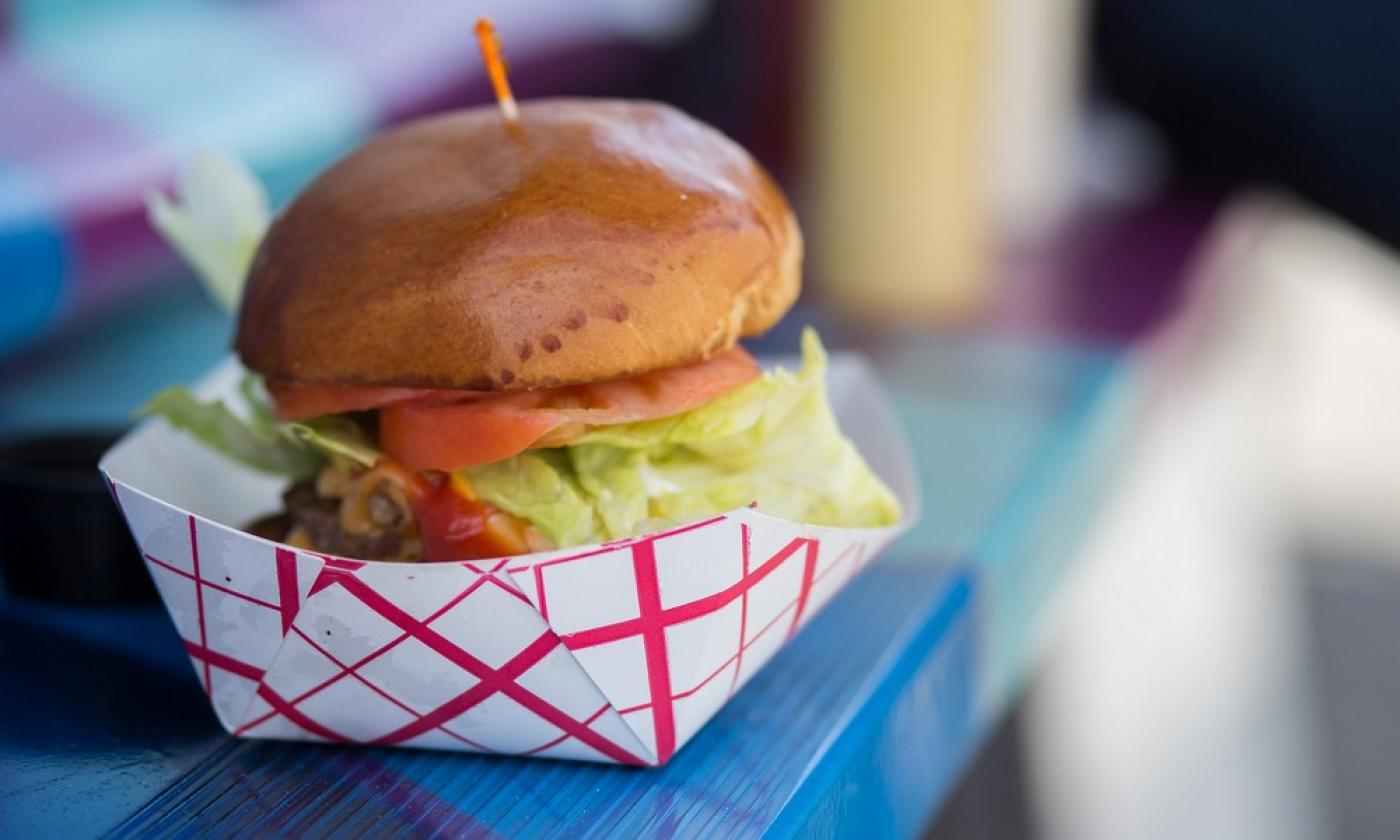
xmin=235 ymin=98 xmax=800 ymax=390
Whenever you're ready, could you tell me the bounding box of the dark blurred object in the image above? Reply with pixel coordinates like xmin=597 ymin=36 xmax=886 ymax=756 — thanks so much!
xmin=924 ymin=705 xmax=1037 ymax=840
xmin=623 ymin=0 xmax=804 ymax=187
xmin=0 ymin=432 xmax=154 ymax=603
xmin=0 ymin=607 xmax=224 ymax=836
xmin=1094 ymin=0 xmax=1400 ymax=249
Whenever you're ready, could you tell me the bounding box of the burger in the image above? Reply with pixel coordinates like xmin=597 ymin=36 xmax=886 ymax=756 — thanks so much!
xmin=143 ymin=98 xmax=900 ymax=562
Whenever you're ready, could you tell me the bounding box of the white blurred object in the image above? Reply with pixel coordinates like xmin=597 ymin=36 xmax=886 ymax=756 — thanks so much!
xmin=1270 ymin=219 xmax=1400 ymax=555
xmin=1025 ymin=194 xmax=1400 ymax=840
xmin=985 ymin=0 xmax=1086 ymax=240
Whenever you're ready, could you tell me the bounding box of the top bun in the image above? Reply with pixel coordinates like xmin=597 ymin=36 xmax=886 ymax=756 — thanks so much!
xmin=235 ymin=98 xmax=801 ymax=390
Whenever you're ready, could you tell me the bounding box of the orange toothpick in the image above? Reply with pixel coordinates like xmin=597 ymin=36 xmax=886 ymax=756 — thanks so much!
xmin=474 ymin=17 xmax=519 ymax=123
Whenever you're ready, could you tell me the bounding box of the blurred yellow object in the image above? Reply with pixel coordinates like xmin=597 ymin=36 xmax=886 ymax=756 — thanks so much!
xmin=807 ymin=0 xmax=989 ymax=320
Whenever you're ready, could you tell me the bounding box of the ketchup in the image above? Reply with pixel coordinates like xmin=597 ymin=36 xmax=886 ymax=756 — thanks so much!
xmin=409 ymin=471 xmax=529 ymax=561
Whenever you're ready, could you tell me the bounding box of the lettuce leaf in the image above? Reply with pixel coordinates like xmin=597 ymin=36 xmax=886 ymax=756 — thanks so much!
xmin=138 ymin=375 xmax=379 ymax=477
xmin=287 ymin=417 xmax=380 ymax=469
xmin=147 ymin=149 xmax=269 ymax=312
xmin=143 ymin=330 xmax=900 ymax=550
xmin=468 ymin=329 xmax=901 ymax=545
xmin=467 ymin=451 xmax=602 ymax=549
xmin=144 ymin=152 xmax=382 ymax=476
xmin=139 ymin=377 xmax=321 ymax=477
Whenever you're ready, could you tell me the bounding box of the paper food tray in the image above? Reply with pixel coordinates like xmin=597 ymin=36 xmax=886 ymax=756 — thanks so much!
xmin=99 ymin=353 xmax=919 ymax=766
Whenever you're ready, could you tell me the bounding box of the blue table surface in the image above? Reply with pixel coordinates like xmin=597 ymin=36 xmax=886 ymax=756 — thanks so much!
xmin=0 ymin=291 xmax=1128 ymax=838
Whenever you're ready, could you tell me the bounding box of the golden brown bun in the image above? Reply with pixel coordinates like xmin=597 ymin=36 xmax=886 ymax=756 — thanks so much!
xmin=235 ymin=98 xmax=801 ymax=390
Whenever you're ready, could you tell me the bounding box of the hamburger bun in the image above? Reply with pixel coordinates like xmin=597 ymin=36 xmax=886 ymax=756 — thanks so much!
xmin=235 ymin=98 xmax=801 ymax=391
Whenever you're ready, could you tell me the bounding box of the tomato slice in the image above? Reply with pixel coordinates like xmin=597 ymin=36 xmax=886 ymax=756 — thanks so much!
xmin=380 ymin=347 xmax=759 ymax=471
xmin=382 ymin=402 xmax=562 ymax=472
xmin=268 ymin=381 xmax=456 ymax=421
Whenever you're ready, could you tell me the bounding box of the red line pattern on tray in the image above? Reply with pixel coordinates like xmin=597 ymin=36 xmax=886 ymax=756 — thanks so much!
xmin=255 ymin=682 xmax=350 ymax=742
xmin=141 ymin=500 xmax=876 ymax=765
xmin=533 ymin=523 xmax=867 ymax=764
xmin=317 ymin=570 xmax=644 ymax=763
xmin=174 ymin=552 xmax=646 ymax=763
xmin=728 ymin=525 xmax=754 ymax=695
xmin=786 ymin=541 xmax=820 ymax=640
xmin=188 ymin=517 xmax=212 ymax=697
xmin=145 ymin=553 xmax=280 ymax=610
xmin=228 ymin=557 xmax=632 ymax=759
xmin=609 ymin=539 xmax=863 ymax=717
xmin=275 ymin=548 xmax=300 ymax=633
xmin=182 ymin=640 xmax=265 ymax=682
xmin=630 ymin=539 xmax=677 ymax=761
xmin=557 ymin=538 xmax=812 ymax=649
xmin=231 ymin=562 xmax=508 ymax=737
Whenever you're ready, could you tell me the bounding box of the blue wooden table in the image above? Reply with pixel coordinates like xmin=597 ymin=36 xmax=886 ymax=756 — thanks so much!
xmin=0 ymin=292 xmax=1128 ymax=838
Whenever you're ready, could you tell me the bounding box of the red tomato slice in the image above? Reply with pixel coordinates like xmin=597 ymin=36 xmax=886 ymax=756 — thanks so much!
xmin=380 ymin=347 xmax=759 ymax=471
xmin=268 ymin=381 xmax=455 ymax=421
xmin=383 ymin=402 xmax=562 ymax=473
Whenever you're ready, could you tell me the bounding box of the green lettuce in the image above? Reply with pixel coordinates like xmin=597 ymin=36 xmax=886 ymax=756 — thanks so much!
xmin=467 ymin=329 xmax=902 ymax=545
xmin=138 ymin=375 xmax=377 ymax=477
xmin=286 ymin=417 xmax=380 ymax=470
xmin=140 ymin=329 xmax=901 ymax=549
xmin=147 ymin=149 xmax=269 ymax=312
xmin=467 ymin=451 xmax=602 ymax=549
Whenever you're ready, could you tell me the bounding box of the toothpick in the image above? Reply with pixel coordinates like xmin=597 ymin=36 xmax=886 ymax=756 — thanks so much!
xmin=475 ymin=18 xmax=519 ymax=123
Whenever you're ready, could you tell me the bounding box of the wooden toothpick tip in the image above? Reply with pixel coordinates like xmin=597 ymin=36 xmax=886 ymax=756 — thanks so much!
xmin=475 ymin=18 xmax=519 ymax=123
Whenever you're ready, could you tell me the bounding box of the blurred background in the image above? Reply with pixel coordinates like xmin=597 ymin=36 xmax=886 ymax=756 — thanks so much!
xmin=3 ymin=1 xmax=1400 ymax=838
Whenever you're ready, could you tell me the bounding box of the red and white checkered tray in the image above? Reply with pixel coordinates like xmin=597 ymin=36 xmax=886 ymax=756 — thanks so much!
xmin=100 ymin=354 xmax=917 ymax=766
